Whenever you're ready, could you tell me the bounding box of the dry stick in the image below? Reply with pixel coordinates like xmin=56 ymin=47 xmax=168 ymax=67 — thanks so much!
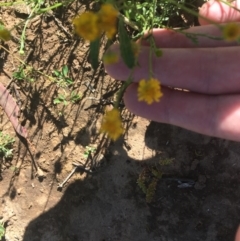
xmin=26 ymin=139 xmax=45 ymax=178
xmin=57 ymin=162 xmax=93 ymax=189
xmin=83 ymin=81 xmax=97 ymax=93
xmin=57 ymin=166 xmax=78 ymax=189
xmin=72 ymin=161 xmax=93 ymax=173
xmin=51 ymin=14 xmax=72 ymax=39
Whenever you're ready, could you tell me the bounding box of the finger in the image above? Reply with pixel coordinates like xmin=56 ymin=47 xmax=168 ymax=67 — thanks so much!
xmin=124 ymin=84 xmax=240 ymax=142
xmin=106 ymin=45 xmax=240 ymax=94
xmin=139 ymin=25 xmax=240 ymax=48
xmin=235 ymin=226 xmax=240 ymax=241
xmin=237 ymin=0 xmax=240 ymax=10
xmin=199 ymin=0 xmax=240 ymax=25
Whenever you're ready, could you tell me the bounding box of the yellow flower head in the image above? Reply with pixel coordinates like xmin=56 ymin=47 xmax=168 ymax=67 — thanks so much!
xmin=100 ymin=108 xmax=123 ymax=141
xmin=98 ymin=4 xmax=118 ymax=39
xmin=223 ymin=23 xmax=240 ymax=42
xmin=103 ymin=51 xmax=119 ymax=65
xmin=138 ymin=78 xmax=163 ymax=105
xmin=73 ymin=12 xmax=101 ymax=41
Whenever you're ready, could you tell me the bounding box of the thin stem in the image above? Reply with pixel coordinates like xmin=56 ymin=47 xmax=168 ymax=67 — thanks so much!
xmin=148 ymin=0 xmax=157 ymax=78
xmin=9 ymin=2 xmax=66 ymax=32
xmin=114 ymin=71 xmax=134 ymax=109
xmin=38 ymin=3 xmax=63 ymax=13
xmin=0 ymin=44 xmax=55 ymax=81
xmin=0 ymin=1 xmax=25 ymax=7
xmin=120 ymin=13 xmax=139 ymax=31
xmin=115 ymin=78 xmax=133 ymax=109
xmin=19 ymin=3 xmax=39 ymax=54
xmin=173 ymin=28 xmax=224 ymax=43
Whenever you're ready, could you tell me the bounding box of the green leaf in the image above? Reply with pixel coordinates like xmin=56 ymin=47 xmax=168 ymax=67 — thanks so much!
xmin=118 ymin=17 xmax=135 ymax=69
xmin=0 ymin=224 xmax=5 ymax=238
xmin=53 ymin=98 xmax=61 ymax=104
xmin=62 ymin=65 xmax=69 ymax=77
xmin=59 ymin=94 xmax=65 ymax=99
xmin=53 ymin=70 xmax=60 ymax=77
xmin=65 ymin=78 xmax=73 ymax=85
xmin=89 ymin=39 xmax=100 ymax=70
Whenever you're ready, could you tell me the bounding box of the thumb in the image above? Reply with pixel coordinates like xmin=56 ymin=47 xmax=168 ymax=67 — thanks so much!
xmin=198 ymin=0 xmax=240 ymax=25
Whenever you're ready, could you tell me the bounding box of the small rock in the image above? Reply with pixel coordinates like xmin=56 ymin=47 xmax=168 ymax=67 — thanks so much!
xmin=17 ymin=188 xmax=22 ymax=195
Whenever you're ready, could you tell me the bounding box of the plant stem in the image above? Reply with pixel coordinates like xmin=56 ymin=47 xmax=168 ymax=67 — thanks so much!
xmin=148 ymin=0 xmax=157 ymax=78
xmin=120 ymin=13 xmax=139 ymax=31
xmin=19 ymin=3 xmax=39 ymax=54
xmin=38 ymin=3 xmax=63 ymax=13
xmin=114 ymin=73 xmax=133 ymax=109
xmin=0 ymin=44 xmax=55 ymax=81
xmin=0 ymin=1 xmax=24 ymax=7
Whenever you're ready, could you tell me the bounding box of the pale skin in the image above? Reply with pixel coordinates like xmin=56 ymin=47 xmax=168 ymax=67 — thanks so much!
xmin=105 ymin=1 xmax=240 ymax=239
xmin=105 ymin=0 xmax=240 ymax=143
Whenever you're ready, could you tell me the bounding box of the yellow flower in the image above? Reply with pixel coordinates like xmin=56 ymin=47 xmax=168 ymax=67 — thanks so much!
xmin=222 ymin=23 xmax=240 ymax=42
xmin=103 ymin=51 xmax=119 ymax=65
xmin=98 ymin=4 xmax=118 ymax=39
xmin=100 ymin=108 xmax=123 ymax=141
xmin=0 ymin=28 xmax=11 ymax=41
xmin=137 ymin=78 xmax=163 ymax=105
xmin=73 ymin=12 xmax=101 ymax=41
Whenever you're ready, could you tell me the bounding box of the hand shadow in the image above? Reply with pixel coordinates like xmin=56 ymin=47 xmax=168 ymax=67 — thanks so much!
xmin=18 ymin=121 xmax=240 ymax=241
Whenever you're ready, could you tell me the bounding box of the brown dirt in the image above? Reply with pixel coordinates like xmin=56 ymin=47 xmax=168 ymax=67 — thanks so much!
xmin=1 ymin=1 xmax=240 ymax=241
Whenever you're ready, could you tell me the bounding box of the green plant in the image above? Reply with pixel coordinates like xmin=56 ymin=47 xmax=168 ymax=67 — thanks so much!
xmin=52 ymin=65 xmax=81 ymax=106
xmin=53 ymin=91 xmax=81 ymax=106
xmin=137 ymin=166 xmax=163 ymax=203
xmin=13 ymin=65 xmax=35 ymax=82
xmin=7 ymin=0 xmax=69 ymax=54
xmin=0 ymin=131 xmax=15 ymax=158
xmin=53 ymin=93 xmax=68 ymax=105
xmin=0 ymin=222 xmax=5 ymax=240
xmin=53 ymin=65 xmax=73 ymax=88
xmin=69 ymin=91 xmax=81 ymax=103
xmin=137 ymin=158 xmax=173 ymax=203
xmin=83 ymin=146 xmax=96 ymax=159
xmin=122 ymin=0 xmax=182 ymax=37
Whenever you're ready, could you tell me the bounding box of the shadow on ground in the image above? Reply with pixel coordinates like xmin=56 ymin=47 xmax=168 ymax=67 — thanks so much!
xmin=20 ymin=122 xmax=240 ymax=241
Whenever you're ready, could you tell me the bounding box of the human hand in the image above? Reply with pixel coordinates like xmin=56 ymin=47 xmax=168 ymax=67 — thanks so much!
xmin=105 ymin=0 xmax=240 ymax=142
